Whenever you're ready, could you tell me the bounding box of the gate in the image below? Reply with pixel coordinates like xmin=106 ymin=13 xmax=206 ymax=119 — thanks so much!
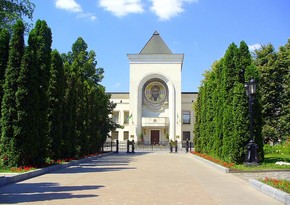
xmin=103 ymin=139 xmax=193 ymax=153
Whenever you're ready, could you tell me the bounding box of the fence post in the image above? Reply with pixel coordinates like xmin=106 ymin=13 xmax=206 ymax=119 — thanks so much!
xmin=127 ymin=140 xmax=129 ymax=153
xmin=175 ymin=140 xmax=178 ymax=153
xmin=186 ymin=139 xmax=189 ymax=153
xmin=132 ymin=140 xmax=135 ymax=153
xmin=189 ymin=141 xmax=192 ymax=152
xmin=115 ymin=139 xmax=119 ymax=153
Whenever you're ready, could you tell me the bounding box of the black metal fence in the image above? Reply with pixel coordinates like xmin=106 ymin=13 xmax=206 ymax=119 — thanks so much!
xmin=103 ymin=140 xmax=193 ymax=153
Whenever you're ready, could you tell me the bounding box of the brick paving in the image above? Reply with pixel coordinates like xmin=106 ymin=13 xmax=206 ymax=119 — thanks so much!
xmin=0 ymin=152 xmax=284 ymax=205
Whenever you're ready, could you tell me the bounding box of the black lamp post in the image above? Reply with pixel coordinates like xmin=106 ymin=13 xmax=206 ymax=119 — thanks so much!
xmin=244 ymin=78 xmax=259 ymax=165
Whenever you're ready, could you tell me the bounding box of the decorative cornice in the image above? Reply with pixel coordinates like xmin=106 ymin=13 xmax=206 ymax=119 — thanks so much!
xmin=127 ymin=54 xmax=184 ymax=64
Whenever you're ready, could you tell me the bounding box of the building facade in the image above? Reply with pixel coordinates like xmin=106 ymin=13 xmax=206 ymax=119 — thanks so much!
xmin=108 ymin=31 xmax=198 ymax=144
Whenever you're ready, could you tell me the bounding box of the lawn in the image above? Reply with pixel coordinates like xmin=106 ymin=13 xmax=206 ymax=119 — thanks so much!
xmin=232 ymin=154 xmax=290 ymax=171
xmin=192 ymin=151 xmax=290 ymax=171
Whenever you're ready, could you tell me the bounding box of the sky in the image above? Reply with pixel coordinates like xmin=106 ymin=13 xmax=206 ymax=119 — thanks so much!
xmin=30 ymin=0 xmax=290 ymax=92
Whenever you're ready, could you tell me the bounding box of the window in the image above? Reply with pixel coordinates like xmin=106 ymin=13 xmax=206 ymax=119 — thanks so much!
xmin=124 ymin=111 xmax=129 ymax=124
xmin=124 ymin=131 xmax=129 ymax=140
xmin=183 ymin=131 xmax=190 ymax=141
xmin=112 ymin=111 xmax=119 ymax=123
xmin=182 ymin=111 xmax=191 ymax=124
xmin=111 ymin=131 xmax=118 ymax=140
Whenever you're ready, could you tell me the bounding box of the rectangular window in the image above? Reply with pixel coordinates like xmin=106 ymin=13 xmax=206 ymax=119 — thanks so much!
xmin=182 ymin=111 xmax=191 ymax=124
xmin=124 ymin=111 xmax=129 ymax=124
xmin=124 ymin=131 xmax=129 ymax=140
xmin=112 ymin=111 xmax=119 ymax=123
xmin=111 ymin=131 xmax=118 ymax=140
xmin=183 ymin=131 xmax=190 ymax=141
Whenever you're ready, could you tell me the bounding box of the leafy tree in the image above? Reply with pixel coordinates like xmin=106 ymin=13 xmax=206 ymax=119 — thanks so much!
xmin=0 ymin=0 xmax=35 ymax=32
xmin=0 ymin=20 xmax=25 ymax=168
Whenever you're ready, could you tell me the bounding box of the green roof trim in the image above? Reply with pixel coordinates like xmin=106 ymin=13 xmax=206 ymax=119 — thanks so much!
xmin=139 ymin=31 xmax=172 ymax=54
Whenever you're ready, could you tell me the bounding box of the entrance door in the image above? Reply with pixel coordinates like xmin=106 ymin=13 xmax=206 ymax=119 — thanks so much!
xmin=151 ymin=130 xmax=160 ymax=145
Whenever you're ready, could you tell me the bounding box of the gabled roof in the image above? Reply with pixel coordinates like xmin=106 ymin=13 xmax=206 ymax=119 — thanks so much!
xmin=139 ymin=31 xmax=172 ymax=54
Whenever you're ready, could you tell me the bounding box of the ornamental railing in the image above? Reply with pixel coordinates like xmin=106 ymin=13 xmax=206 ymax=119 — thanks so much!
xmin=102 ymin=140 xmax=193 ymax=153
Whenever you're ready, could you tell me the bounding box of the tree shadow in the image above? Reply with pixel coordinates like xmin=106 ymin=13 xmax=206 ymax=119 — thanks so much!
xmin=53 ymin=152 xmax=151 ymax=174
xmin=0 ymin=152 xmax=150 ymax=203
xmin=52 ymin=152 xmax=144 ymax=174
xmin=264 ymin=155 xmax=290 ymax=163
xmin=0 ymin=182 xmax=103 ymax=204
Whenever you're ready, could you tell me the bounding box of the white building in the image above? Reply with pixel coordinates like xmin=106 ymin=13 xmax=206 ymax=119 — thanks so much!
xmin=108 ymin=31 xmax=198 ymax=144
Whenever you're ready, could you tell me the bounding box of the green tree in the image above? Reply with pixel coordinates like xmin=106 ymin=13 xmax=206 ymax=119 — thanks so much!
xmin=15 ymin=20 xmax=52 ymax=166
xmin=194 ymin=41 xmax=263 ymax=164
xmin=47 ymin=50 xmax=65 ymax=160
xmin=275 ymin=40 xmax=290 ymax=141
xmin=0 ymin=0 xmax=35 ymax=32
xmin=95 ymin=88 xmax=118 ymax=151
xmin=0 ymin=28 xmax=10 ymax=113
xmin=62 ymin=37 xmax=118 ymax=157
xmin=254 ymin=44 xmax=280 ymax=143
xmin=0 ymin=20 xmax=25 ymax=168
xmin=221 ymin=43 xmax=239 ymax=161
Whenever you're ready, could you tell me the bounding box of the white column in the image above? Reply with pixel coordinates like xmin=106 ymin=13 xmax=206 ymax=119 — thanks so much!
xmin=169 ymin=84 xmax=176 ymax=141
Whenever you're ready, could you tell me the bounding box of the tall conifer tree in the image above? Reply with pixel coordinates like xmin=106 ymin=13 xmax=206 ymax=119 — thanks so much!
xmin=221 ymin=43 xmax=239 ymax=161
xmin=275 ymin=41 xmax=290 ymax=141
xmin=0 ymin=20 xmax=25 ymax=167
xmin=47 ymin=50 xmax=65 ymax=160
xmin=0 ymin=29 xmax=10 ymax=111
xmin=254 ymin=44 xmax=279 ymax=143
xmin=16 ymin=20 xmax=52 ymax=165
xmin=194 ymin=41 xmax=264 ymax=163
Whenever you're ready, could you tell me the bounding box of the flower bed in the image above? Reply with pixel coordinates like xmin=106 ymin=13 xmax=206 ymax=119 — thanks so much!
xmin=4 ymin=152 xmax=105 ymax=173
xmin=260 ymin=177 xmax=290 ymax=194
xmin=191 ymin=151 xmax=235 ymax=169
xmin=10 ymin=166 xmax=35 ymax=173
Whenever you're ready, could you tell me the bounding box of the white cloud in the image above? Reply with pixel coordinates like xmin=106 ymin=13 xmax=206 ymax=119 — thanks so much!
xmin=114 ymin=83 xmax=121 ymax=88
xmin=248 ymin=43 xmax=262 ymax=52
xmin=149 ymin=0 xmax=197 ymax=20
xmin=55 ymin=0 xmax=97 ymax=21
xmin=98 ymin=0 xmax=144 ymax=17
xmin=55 ymin=0 xmax=82 ymax=13
xmin=77 ymin=13 xmax=97 ymax=21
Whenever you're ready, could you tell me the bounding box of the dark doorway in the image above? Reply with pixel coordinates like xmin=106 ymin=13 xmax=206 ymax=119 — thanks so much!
xmin=151 ymin=130 xmax=160 ymax=145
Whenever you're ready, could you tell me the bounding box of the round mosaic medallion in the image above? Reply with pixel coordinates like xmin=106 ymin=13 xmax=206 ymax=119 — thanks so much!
xmin=144 ymin=81 xmax=167 ymax=104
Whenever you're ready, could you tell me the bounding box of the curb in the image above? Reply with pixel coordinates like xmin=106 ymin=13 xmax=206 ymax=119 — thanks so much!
xmin=249 ymin=179 xmax=290 ymax=205
xmin=0 ymin=152 xmax=114 ymax=187
xmin=188 ymin=153 xmax=230 ymax=173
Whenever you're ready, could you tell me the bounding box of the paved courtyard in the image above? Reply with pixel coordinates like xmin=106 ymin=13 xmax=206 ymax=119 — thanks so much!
xmin=0 ymin=152 xmax=283 ymax=205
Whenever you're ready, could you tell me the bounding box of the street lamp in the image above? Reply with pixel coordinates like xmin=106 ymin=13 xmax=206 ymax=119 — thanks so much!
xmin=244 ymin=78 xmax=259 ymax=165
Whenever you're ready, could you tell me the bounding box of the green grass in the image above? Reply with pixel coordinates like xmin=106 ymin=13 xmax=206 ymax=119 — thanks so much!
xmin=232 ymin=154 xmax=290 ymax=171
xmin=0 ymin=168 xmax=10 ymax=173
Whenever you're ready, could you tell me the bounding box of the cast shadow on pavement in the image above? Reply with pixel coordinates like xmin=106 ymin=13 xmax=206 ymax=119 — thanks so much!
xmin=50 ymin=152 xmax=150 ymax=174
xmin=0 ymin=183 xmax=103 ymax=204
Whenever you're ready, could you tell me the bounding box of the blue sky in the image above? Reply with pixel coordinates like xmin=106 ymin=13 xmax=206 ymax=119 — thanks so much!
xmin=30 ymin=0 xmax=290 ymax=92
